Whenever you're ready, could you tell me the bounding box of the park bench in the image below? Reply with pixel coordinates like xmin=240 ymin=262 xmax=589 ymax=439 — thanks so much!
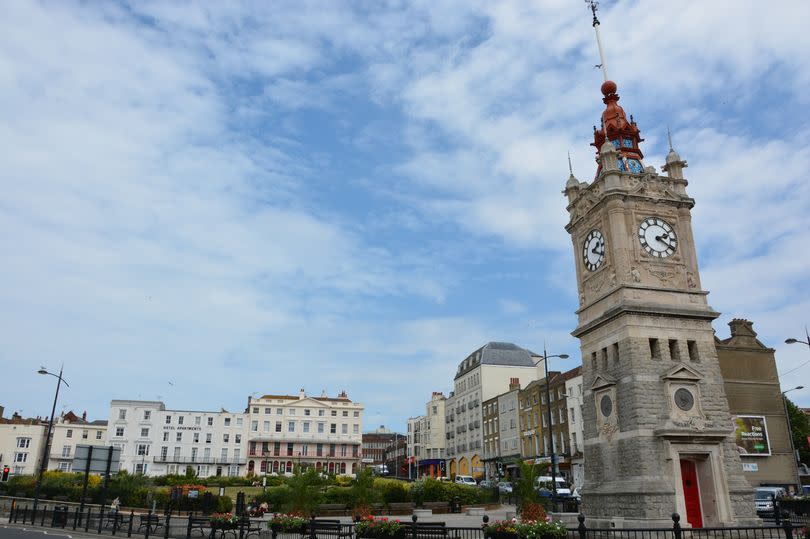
xmin=401 ymin=522 xmax=447 ymax=539
xmin=302 ymin=519 xmax=352 ymax=539
xmin=244 ymin=518 xmax=265 ymax=539
xmin=137 ymin=513 xmax=163 ymax=534
xmin=316 ymin=503 xmax=349 ymax=516
xmin=387 ymin=502 xmax=416 ymax=515
xmin=370 ymin=503 xmax=386 ymax=515
xmin=187 ymin=515 xmax=210 ymax=537
xmin=421 ymin=502 xmax=450 ymax=514
xmin=103 ymin=511 xmax=130 ymax=530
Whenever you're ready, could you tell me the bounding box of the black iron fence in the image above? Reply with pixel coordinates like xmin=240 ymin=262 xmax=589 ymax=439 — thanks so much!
xmin=4 ymin=500 xmax=806 ymax=539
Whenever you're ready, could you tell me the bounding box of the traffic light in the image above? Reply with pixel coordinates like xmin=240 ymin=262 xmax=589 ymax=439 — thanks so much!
xmin=1 ymin=466 xmax=9 ymax=482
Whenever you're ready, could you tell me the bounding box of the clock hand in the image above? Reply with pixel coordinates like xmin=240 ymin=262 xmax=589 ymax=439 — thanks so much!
xmin=591 ymin=245 xmax=603 ymax=255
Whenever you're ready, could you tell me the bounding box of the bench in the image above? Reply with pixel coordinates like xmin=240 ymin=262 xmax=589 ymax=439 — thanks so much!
xmin=187 ymin=516 xmax=210 ymax=537
xmin=317 ymin=504 xmax=349 ymax=516
xmin=302 ymin=519 xmax=352 ymax=539
xmin=103 ymin=511 xmax=130 ymax=529
xmin=245 ymin=518 xmax=264 ymax=539
xmin=421 ymin=502 xmax=450 ymax=514
xmin=387 ymin=502 xmax=416 ymax=515
xmin=370 ymin=503 xmax=386 ymax=515
xmin=402 ymin=522 xmax=447 ymax=539
xmin=137 ymin=514 xmax=163 ymax=534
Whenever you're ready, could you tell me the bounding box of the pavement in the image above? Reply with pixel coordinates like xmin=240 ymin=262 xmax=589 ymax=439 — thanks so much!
xmin=0 ymin=524 xmax=86 ymax=538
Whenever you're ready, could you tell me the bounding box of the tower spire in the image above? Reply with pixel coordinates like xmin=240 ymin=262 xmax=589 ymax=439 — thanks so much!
xmin=568 ymin=151 xmax=573 ymax=175
xmin=586 ymin=1 xmax=609 ymax=82
xmin=667 ymin=125 xmax=674 ymax=151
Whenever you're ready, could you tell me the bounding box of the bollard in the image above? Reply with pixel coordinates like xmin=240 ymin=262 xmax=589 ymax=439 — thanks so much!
xmin=577 ymin=513 xmax=587 ymax=539
xmin=8 ymin=500 xmax=14 ymax=524
xmin=411 ymin=514 xmax=417 ymax=539
xmin=163 ymin=511 xmax=171 ymax=539
xmin=671 ymin=513 xmax=682 ymax=539
xmin=186 ymin=512 xmax=193 ymax=539
xmin=239 ymin=515 xmax=246 ymax=539
xmin=309 ymin=513 xmax=317 ymax=539
xmin=85 ymin=507 xmax=92 ymax=532
xmin=98 ymin=504 xmax=106 ymax=534
xmin=73 ymin=506 xmax=80 ymax=530
xmin=782 ymin=517 xmax=794 ymax=539
xmin=40 ymin=505 xmax=47 ymax=526
xmin=127 ymin=510 xmax=134 ymax=537
xmin=22 ymin=504 xmax=28 ymax=525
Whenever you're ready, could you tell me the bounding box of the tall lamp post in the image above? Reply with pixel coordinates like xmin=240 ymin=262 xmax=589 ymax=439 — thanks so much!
xmin=33 ymin=366 xmax=69 ymax=515
xmin=785 ymin=331 xmax=810 ymax=490
xmin=533 ymin=349 xmax=569 ymax=502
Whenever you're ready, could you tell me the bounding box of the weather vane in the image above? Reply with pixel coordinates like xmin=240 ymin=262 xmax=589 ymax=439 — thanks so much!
xmin=585 ymin=0 xmax=609 ymax=81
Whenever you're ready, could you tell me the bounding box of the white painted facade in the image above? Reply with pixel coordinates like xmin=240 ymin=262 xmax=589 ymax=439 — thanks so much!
xmin=497 ymin=387 xmax=521 ymax=461
xmin=107 ymin=400 xmax=247 ymax=478
xmin=244 ymin=390 xmax=363 ymax=476
xmin=48 ymin=416 xmax=108 ymax=472
xmin=564 ymin=373 xmax=584 ymax=490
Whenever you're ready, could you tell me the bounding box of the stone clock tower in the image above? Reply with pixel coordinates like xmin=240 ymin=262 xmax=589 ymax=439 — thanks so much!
xmin=564 ymin=80 xmax=757 ymax=527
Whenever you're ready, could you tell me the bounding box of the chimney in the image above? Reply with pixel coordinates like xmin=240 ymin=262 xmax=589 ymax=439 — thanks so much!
xmin=509 ymin=377 xmax=521 ymax=390
xmin=82 ymin=411 xmax=87 ymax=421
xmin=299 ymin=388 xmax=306 ymax=400
xmin=727 ymin=318 xmax=761 ymax=347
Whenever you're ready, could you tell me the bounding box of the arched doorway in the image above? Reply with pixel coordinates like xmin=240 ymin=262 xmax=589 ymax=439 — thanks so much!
xmin=449 ymin=459 xmax=456 ymax=477
xmin=458 ymin=457 xmax=469 ymax=475
xmin=247 ymin=461 xmax=255 ymax=473
xmin=471 ymin=454 xmax=482 ymax=480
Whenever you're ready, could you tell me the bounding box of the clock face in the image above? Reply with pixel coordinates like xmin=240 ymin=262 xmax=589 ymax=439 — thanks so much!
xmin=674 ymin=388 xmax=695 ymax=411
xmin=638 ymin=217 xmax=678 ymax=257
xmin=600 ymin=395 xmax=613 ymax=417
xmin=582 ymin=229 xmax=605 ymax=271
xmin=627 ymin=158 xmax=643 ymax=173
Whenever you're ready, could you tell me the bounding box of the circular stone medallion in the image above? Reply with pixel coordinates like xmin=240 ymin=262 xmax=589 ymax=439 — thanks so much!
xmin=674 ymin=388 xmax=695 ymax=411
xmin=599 ymin=394 xmax=613 ymax=417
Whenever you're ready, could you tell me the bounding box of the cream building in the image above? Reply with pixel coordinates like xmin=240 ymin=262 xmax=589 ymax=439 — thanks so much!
xmin=48 ymin=411 xmax=108 ymax=472
xmin=408 ymin=392 xmax=446 ymax=478
xmin=497 ymin=380 xmax=522 ymax=476
xmin=245 ymin=390 xmax=363 ymax=476
xmin=564 ymin=371 xmax=585 ymax=490
xmin=445 ymin=342 xmax=541 ymax=479
xmin=0 ymin=413 xmax=46 ymax=477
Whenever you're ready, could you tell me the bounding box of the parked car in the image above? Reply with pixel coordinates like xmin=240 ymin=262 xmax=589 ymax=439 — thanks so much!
xmin=755 ymin=487 xmax=786 ymax=518
xmin=479 ymin=479 xmax=496 ymax=489
xmin=536 ymin=476 xmax=572 ymax=497
xmin=498 ymin=481 xmax=514 ymax=494
xmin=455 ymin=475 xmax=477 ymax=486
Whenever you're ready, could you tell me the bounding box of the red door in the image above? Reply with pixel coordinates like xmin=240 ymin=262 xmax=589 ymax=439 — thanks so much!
xmin=680 ymin=459 xmax=703 ymax=528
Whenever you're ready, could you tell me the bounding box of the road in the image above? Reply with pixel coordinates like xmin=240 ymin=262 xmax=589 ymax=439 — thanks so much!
xmin=0 ymin=525 xmax=91 ymax=539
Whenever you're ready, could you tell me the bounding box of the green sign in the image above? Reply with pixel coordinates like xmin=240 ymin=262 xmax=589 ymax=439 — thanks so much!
xmin=734 ymin=416 xmax=771 ymax=456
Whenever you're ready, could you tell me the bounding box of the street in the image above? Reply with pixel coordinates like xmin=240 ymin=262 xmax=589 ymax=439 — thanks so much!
xmin=0 ymin=525 xmax=87 ymax=539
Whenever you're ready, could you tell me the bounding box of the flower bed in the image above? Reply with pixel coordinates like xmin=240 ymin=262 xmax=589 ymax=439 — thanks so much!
xmin=210 ymin=513 xmax=239 ymax=530
xmin=268 ymin=513 xmax=308 ymax=533
xmin=354 ymin=516 xmax=405 ymax=538
xmin=483 ymin=518 xmax=566 ymax=539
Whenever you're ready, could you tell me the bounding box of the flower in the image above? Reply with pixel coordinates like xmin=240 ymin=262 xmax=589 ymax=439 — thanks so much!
xmin=355 ymin=516 xmax=404 ymax=537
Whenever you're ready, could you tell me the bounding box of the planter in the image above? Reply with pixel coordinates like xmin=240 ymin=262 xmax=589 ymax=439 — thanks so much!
xmin=270 ymin=525 xmax=307 ymax=534
xmin=484 ymin=533 xmax=519 ymax=539
xmin=211 ymin=522 xmax=239 ymax=531
xmin=356 ymin=533 xmax=406 ymax=539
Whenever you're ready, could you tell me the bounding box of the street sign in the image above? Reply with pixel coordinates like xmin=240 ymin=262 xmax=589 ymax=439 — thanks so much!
xmin=72 ymin=445 xmax=121 ymax=474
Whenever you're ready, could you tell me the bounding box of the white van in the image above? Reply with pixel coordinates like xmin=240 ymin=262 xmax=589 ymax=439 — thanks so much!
xmin=755 ymin=487 xmax=786 ymax=517
xmin=536 ymin=475 xmax=572 ymax=497
xmin=455 ymin=475 xmax=477 ymax=486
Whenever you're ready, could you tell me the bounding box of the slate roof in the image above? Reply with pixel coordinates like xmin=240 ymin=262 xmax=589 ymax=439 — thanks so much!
xmin=454 ymin=341 xmax=538 ymax=380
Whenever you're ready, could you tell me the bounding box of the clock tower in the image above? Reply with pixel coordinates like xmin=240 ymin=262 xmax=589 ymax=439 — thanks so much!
xmin=564 ymin=80 xmax=757 ymax=527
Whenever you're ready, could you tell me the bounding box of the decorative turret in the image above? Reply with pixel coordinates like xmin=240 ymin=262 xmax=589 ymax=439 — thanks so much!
xmin=591 ymin=80 xmax=645 ymax=176
xmin=661 ymin=128 xmax=688 ymax=179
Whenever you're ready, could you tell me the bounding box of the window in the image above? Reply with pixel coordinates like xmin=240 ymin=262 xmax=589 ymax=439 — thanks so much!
xmin=204 ymin=447 xmax=211 ymax=459
xmin=353 ymin=424 xmax=359 ymax=434
xmin=96 ymin=431 xmax=102 ymax=440
xmin=687 ymin=340 xmax=699 ymax=362
xmin=318 ymin=422 xmax=325 ymax=433
xmin=352 ymin=445 xmax=358 ymax=457
xmin=236 ymin=418 xmax=243 ymax=427
xmin=135 ymin=463 xmax=147 ymax=474
xmin=13 ymin=453 xmax=27 ymax=463
xmin=669 ymin=339 xmax=680 ymax=361
xmin=287 ymin=443 xmax=294 ymax=456
xmin=289 ymin=409 xmax=296 ymax=416
xmin=195 ymin=416 xmax=201 ymax=426
xmin=276 ymin=408 xmax=283 ymax=415
xmin=116 ymin=427 xmax=124 ymax=437
xmin=137 ymin=444 xmax=150 ymax=456
xmin=119 ymin=409 xmax=127 ymax=420
xmin=176 ymin=432 xmax=182 ymax=442
xmin=272 ymin=442 xmax=280 ymax=456
xmin=331 ymin=410 xmax=337 ymax=417
xmin=342 ymin=411 xmax=348 ymax=417
xmin=191 ymin=447 xmax=198 ymax=461
xmin=288 ymin=422 xmax=295 ymax=432
xmin=58 ymin=462 xmax=70 ymax=472
xmin=263 ymin=421 xmax=270 ymax=431
xmin=304 ymin=409 xmax=310 ymax=416
xmin=340 ymin=444 xmax=347 ymax=457
xmin=251 ymin=421 xmax=258 ymax=432
xmin=223 ymin=434 xmax=230 ymax=443
xmin=265 ymin=407 xmax=271 ymax=414
xmin=221 ymin=448 xmax=228 ymax=460
xmin=144 ymin=410 xmax=151 ymax=420
xmin=318 ymin=410 xmax=325 ymax=417
xmin=649 ymin=338 xmax=661 ymax=360
xmin=224 ymin=417 xmax=231 ymax=427
xmin=205 ymin=433 xmax=212 ymax=443
xmin=66 ymin=429 xmax=72 ymax=438
xmin=354 ymin=411 xmax=359 ymax=417
xmin=194 ymin=433 xmax=200 ymax=443
xmin=140 ymin=428 xmax=149 ymax=437
xmin=341 ymin=424 xmax=348 ymax=434
xmin=61 ymin=445 xmax=71 ymax=457
xmin=16 ymin=438 xmax=30 ymax=448
xmin=330 ymin=423 xmax=337 ymax=434
xmin=302 ymin=444 xmax=309 ymax=456
xmin=208 ymin=417 xmax=214 ymax=426
xmin=166 ymin=416 xmax=172 ymax=424
xmin=275 ymin=421 xmax=282 ymax=433
xmin=235 ymin=434 xmax=241 ymax=444
xmin=174 ymin=446 xmax=181 ymax=458
xmin=303 ymin=422 xmax=310 ymax=433
xmin=316 ymin=444 xmax=323 ymax=456
xmin=570 ymin=408 xmax=576 ymax=423
xmin=178 ymin=416 xmax=184 ymax=425
xmin=82 ymin=429 xmax=88 ymax=439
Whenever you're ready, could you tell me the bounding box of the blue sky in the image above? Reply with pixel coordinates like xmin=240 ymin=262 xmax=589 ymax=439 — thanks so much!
xmin=1 ymin=0 xmax=809 ymax=431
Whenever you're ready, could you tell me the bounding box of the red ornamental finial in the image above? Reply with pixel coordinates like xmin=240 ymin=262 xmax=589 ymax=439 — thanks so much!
xmin=590 ymin=80 xmax=644 ymax=175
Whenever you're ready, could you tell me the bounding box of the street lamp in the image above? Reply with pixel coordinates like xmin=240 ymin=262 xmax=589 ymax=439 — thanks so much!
xmin=782 ymin=385 xmax=804 ymax=491
xmin=33 ymin=366 xmax=70 ymax=516
xmin=533 ymin=349 xmax=569 ymax=503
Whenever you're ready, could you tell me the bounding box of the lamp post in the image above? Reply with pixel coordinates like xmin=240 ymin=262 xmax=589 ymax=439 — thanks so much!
xmin=33 ymin=366 xmax=70 ymax=515
xmin=533 ymin=349 xmax=569 ymax=503
xmin=781 ymin=385 xmax=804 ymax=491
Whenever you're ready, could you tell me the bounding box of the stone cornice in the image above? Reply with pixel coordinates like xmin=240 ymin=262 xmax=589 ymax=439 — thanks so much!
xmin=572 ymin=302 xmax=720 ymax=338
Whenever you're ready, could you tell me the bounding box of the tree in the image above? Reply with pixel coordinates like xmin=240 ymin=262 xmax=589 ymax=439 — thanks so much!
xmin=513 ymin=461 xmax=548 ymax=521
xmin=785 ymin=397 xmax=810 ymax=465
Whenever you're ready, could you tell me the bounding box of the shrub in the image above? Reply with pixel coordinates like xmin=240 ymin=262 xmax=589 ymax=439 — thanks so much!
xmin=284 ymin=467 xmax=324 ymax=515
xmin=255 ymin=486 xmax=291 ymax=512
xmin=374 ymin=479 xmax=409 ymax=504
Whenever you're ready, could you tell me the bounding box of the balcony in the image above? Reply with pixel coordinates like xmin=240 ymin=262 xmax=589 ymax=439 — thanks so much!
xmin=50 ymin=453 xmax=73 ymax=460
xmin=153 ymin=456 xmax=247 ymax=464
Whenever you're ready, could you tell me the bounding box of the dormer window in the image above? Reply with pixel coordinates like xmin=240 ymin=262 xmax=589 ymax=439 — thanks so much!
xmin=611 ymin=139 xmax=620 ymax=148
xmin=622 ymin=138 xmax=633 ymax=148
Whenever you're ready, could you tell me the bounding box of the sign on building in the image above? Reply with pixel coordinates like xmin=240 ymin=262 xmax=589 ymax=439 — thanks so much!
xmin=71 ymin=445 xmax=122 ymax=474
xmin=733 ymin=416 xmax=771 ymax=456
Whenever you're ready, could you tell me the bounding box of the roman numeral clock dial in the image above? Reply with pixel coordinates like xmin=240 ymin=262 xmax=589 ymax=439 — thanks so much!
xmin=582 ymin=229 xmax=605 ymax=271
xmin=638 ymin=217 xmax=678 ymax=257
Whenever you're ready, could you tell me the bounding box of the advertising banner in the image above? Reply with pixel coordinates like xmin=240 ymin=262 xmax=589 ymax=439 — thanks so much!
xmin=733 ymin=416 xmax=771 ymax=456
